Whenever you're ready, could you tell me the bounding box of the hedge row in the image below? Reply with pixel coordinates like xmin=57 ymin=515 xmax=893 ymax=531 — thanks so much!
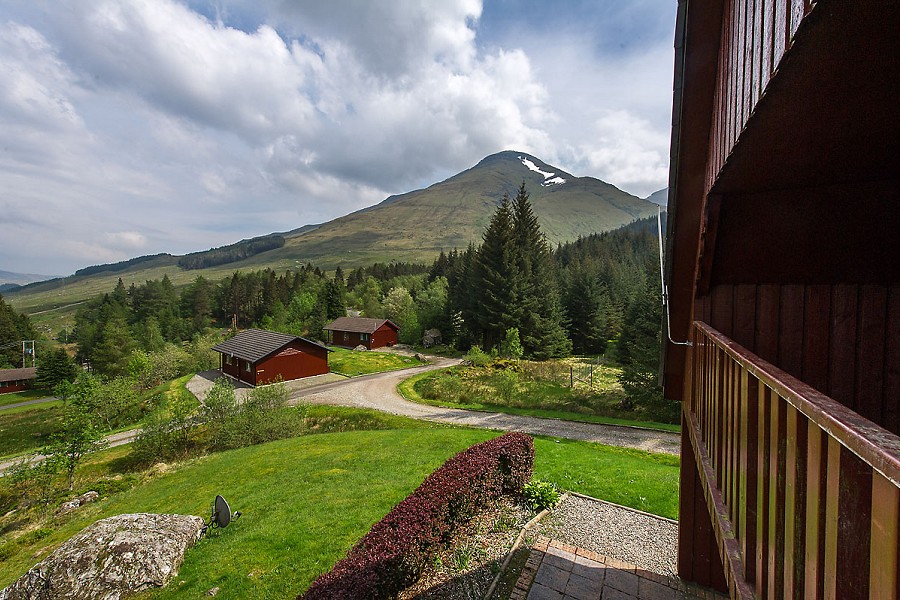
xmin=300 ymin=432 xmax=534 ymax=600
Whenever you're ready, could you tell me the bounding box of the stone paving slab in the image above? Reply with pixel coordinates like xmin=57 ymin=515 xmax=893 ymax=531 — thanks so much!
xmin=511 ymin=537 xmax=727 ymax=600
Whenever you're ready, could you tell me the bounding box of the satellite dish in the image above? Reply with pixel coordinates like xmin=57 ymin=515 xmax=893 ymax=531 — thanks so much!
xmin=201 ymin=494 xmax=242 ymax=536
xmin=213 ymin=495 xmax=231 ymax=528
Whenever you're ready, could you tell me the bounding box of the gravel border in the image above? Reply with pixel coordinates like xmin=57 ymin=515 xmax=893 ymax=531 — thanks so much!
xmin=532 ymin=493 xmax=678 ymax=577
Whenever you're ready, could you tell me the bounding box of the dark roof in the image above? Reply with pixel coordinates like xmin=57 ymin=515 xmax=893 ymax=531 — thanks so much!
xmin=211 ymin=329 xmax=329 ymax=363
xmin=0 ymin=367 xmax=37 ymax=383
xmin=323 ymin=317 xmax=400 ymax=334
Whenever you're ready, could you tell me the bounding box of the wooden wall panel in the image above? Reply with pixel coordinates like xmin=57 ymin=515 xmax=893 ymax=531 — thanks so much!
xmin=755 ymin=284 xmax=780 ymax=364
xmin=705 ymin=0 xmax=818 ymax=185
xmin=802 ymin=285 xmax=831 ymax=394
xmin=885 ymin=286 xmax=900 ymax=434
xmin=773 ymin=0 xmax=787 ymax=65
xmin=700 ymin=282 xmax=900 ymax=436
xmin=857 ymin=285 xmax=887 ymax=424
xmin=751 ymin=0 xmax=763 ymax=108
xmin=829 ymin=285 xmax=858 ymax=412
xmin=778 ymin=284 xmax=804 ymax=379
xmin=761 ymin=0 xmax=774 ymax=92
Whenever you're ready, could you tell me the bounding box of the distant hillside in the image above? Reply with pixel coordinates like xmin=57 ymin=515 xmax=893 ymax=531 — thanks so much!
xmin=6 ymin=151 xmax=657 ymax=314
xmin=251 ymin=150 xmax=657 ymax=269
xmin=74 ymin=253 xmax=175 ymax=277
xmin=177 ymin=234 xmax=285 ymax=270
xmin=645 ymin=188 xmax=668 ymax=206
xmin=0 ymin=270 xmax=55 ymax=287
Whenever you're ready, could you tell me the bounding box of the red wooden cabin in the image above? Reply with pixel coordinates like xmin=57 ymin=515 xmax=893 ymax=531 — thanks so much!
xmin=324 ymin=317 xmax=399 ymax=350
xmin=0 ymin=367 xmax=37 ymax=394
xmin=664 ymin=1 xmax=900 ymax=598
xmin=212 ymin=329 xmax=330 ymax=386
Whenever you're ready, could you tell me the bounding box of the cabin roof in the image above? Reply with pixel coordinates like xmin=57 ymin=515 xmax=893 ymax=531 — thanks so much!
xmin=212 ymin=329 xmax=329 ymax=363
xmin=323 ymin=317 xmax=399 ymax=334
xmin=0 ymin=367 xmax=37 ymax=383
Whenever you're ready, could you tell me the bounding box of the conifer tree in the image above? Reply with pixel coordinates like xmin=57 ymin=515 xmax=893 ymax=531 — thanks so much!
xmin=35 ymin=347 xmax=78 ymax=390
xmin=509 ymin=183 xmax=571 ymax=358
xmin=473 ymin=194 xmax=519 ymax=349
xmin=617 ymin=265 xmax=678 ymax=422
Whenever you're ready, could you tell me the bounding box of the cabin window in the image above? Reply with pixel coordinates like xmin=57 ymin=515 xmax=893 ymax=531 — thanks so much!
xmin=225 ymin=355 xmax=233 ymax=366
xmin=244 ymin=361 xmax=252 ymax=373
xmin=343 ymin=332 xmax=349 ymax=343
xmin=360 ymin=333 xmax=369 ymax=342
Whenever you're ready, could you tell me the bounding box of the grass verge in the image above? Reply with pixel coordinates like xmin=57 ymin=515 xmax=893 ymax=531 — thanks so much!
xmin=327 ymin=347 xmax=425 ymax=377
xmin=398 ymin=371 xmax=680 ymax=433
xmin=0 ymin=390 xmax=53 ymax=408
xmin=0 ymin=416 xmax=679 ymax=597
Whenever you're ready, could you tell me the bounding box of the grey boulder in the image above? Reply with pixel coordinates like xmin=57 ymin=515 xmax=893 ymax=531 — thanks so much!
xmin=1 ymin=513 xmax=204 ymax=600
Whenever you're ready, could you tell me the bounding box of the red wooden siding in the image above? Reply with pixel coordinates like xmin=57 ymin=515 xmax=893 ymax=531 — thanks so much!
xmin=694 ymin=283 xmax=900 ymax=436
xmin=331 ymin=323 xmax=397 ymax=350
xmin=221 ymin=355 xmax=256 ymax=386
xmin=371 ymin=323 xmax=398 ymax=349
xmin=681 ymin=322 xmax=900 ymax=598
xmin=256 ymin=341 xmax=328 ymax=384
xmin=221 ymin=340 xmax=328 ymax=386
xmin=0 ymin=380 xmax=32 ymax=394
xmin=705 ymin=0 xmax=815 ymax=192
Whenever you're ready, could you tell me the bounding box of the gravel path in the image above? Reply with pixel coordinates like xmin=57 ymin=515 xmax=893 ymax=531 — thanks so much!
xmin=294 ymin=358 xmax=680 ymax=455
xmin=533 ymin=493 xmax=679 ymax=577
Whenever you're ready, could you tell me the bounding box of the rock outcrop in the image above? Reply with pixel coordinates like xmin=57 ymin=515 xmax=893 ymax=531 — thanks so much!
xmin=1 ymin=513 xmax=204 ymax=600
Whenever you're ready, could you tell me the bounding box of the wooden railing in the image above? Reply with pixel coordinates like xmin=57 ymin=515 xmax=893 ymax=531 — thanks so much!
xmin=686 ymin=321 xmax=900 ymax=599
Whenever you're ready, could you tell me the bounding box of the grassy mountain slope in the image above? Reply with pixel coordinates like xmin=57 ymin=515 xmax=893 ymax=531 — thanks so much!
xmin=6 ymin=151 xmax=655 ymax=317
xmin=253 ymin=150 xmax=656 ymax=268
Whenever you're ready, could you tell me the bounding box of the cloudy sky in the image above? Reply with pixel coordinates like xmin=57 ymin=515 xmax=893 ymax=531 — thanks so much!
xmin=1 ymin=0 xmax=676 ymax=276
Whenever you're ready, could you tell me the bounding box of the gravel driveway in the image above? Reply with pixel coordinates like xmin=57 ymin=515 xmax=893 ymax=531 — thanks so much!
xmin=293 ymin=357 xmax=680 ymax=456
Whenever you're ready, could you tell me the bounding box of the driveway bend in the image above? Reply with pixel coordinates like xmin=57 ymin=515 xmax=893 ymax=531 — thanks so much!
xmin=293 ymin=358 xmax=681 ymax=456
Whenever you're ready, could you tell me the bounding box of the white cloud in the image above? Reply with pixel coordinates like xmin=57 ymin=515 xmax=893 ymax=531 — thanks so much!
xmin=0 ymin=0 xmax=676 ymax=274
xmin=104 ymin=231 xmax=148 ymax=250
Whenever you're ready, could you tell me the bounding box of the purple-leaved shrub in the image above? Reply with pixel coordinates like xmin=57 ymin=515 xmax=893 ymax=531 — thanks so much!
xmin=299 ymin=432 xmax=534 ymax=600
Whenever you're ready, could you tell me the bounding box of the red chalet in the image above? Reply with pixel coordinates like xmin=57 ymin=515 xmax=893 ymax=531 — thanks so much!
xmin=212 ymin=329 xmax=330 ymax=387
xmin=324 ymin=317 xmax=399 ymax=350
xmin=665 ymin=1 xmax=899 ymax=599
xmin=0 ymin=367 xmax=37 ymax=394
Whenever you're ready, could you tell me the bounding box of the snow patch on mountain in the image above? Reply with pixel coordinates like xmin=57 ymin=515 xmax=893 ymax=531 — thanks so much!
xmin=519 ymin=156 xmax=566 ymax=186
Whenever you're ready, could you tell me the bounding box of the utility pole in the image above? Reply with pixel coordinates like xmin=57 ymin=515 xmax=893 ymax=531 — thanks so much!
xmin=21 ymin=340 xmax=35 ymax=368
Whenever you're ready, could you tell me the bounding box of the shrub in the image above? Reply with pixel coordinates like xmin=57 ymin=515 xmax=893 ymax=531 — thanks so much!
xmin=300 ymin=432 xmax=534 ymax=600
xmin=464 ymin=345 xmax=492 ymax=367
xmin=493 ymin=370 xmax=519 ymax=404
xmin=523 ymin=479 xmax=561 ymax=511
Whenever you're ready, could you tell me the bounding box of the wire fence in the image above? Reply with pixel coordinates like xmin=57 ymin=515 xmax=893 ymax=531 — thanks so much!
xmin=520 ymin=358 xmax=606 ymax=390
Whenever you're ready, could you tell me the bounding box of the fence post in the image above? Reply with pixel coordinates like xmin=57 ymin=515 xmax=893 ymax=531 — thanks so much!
xmin=570 ymin=366 xmax=573 ymax=387
xmin=590 ymin=365 xmax=593 ymax=388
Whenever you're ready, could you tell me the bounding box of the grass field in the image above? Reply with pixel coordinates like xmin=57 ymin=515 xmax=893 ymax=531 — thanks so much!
xmin=0 ymin=412 xmax=680 ymax=598
xmin=399 ymin=369 xmax=680 ymax=432
xmin=0 ymin=390 xmax=52 ymax=408
xmin=0 ymin=402 xmax=65 ymax=458
xmin=326 ymin=347 xmax=426 ymax=377
xmin=0 ymin=375 xmax=195 ymax=460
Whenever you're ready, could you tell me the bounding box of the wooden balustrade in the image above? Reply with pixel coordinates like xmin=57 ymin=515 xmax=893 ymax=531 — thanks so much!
xmin=686 ymin=321 xmax=900 ymax=599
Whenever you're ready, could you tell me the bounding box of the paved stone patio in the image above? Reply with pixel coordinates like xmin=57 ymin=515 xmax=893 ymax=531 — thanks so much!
xmin=511 ymin=537 xmax=726 ymax=600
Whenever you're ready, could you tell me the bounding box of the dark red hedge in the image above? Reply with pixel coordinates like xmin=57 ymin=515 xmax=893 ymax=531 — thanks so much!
xmin=299 ymin=432 xmax=534 ymax=600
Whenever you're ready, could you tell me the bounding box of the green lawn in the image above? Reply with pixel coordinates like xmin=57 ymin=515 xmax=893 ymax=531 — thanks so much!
xmin=0 ymin=419 xmax=680 ymax=598
xmin=0 ymin=375 xmax=195 ymax=460
xmin=327 ymin=347 xmax=426 ymax=377
xmin=0 ymin=390 xmax=53 ymax=408
xmin=0 ymin=402 xmax=65 ymax=457
xmin=399 ymin=370 xmax=680 ymax=432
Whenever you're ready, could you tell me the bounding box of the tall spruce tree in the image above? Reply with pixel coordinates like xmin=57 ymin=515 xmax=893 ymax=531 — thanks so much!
xmin=509 ymin=183 xmax=571 ymax=358
xmin=474 ymin=194 xmax=519 ymax=349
